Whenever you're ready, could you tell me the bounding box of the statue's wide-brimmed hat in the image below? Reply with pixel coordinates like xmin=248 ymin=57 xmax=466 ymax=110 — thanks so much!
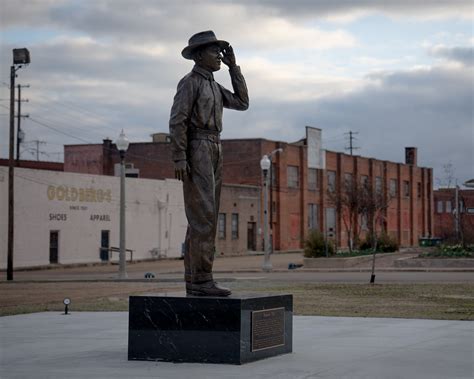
xmin=181 ymin=30 xmax=229 ymax=60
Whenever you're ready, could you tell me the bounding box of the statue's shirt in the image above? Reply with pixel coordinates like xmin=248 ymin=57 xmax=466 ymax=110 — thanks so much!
xmin=169 ymin=65 xmax=249 ymax=162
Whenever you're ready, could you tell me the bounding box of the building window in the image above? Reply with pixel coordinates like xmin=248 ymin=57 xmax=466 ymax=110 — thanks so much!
xmin=403 ymin=181 xmax=410 ymax=197
xmin=287 ymin=166 xmax=299 ymax=188
xmin=344 ymin=173 xmax=353 ymax=187
xmin=327 ymin=170 xmax=336 ymax=193
xmin=308 ymin=169 xmax=318 ymax=191
xmin=417 ymin=182 xmax=422 ymax=198
xmin=445 ymin=201 xmax=452 ymax=214
xmin=361 ymin=175 xmax=369 ymax=187
xmin=361 ymin=214 xmax=368 ymax=231
xmin=375 ymin=176 xmax=382 ymax=194
xmin=325 ymin=207 xmax=336 ymax=235
xmin=49 ymin=231 xmax=59 ymax=264
xmin=308 ymin=203 xmax=318 ymax=230
xmin=436 ymin=201 xmax=443 ymax=213
xmin=218 ymin=213 xmax=226 ymax=239
xmin=231 ymin=213 xmax=239 ymax=239
xmin=389 ymin=179 xmax=398 ymax=197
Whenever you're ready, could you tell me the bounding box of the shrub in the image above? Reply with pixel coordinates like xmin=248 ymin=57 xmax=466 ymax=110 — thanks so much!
xmin=304 ymin=230 xmax=334 ymax=258
xmin=360 ymin=233 xmax=399 ymax=253
xmin=377 ymin=233 xmax=399 ymax=252
xmin=420 ymin=244 xmax=474 ymax=258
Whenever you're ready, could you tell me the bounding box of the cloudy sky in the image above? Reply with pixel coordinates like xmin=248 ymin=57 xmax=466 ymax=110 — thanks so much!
xmin=1 ymin=0 xmax=473 ymax=186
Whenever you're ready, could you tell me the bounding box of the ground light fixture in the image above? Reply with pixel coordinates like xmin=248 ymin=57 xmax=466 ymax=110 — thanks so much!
xmin=63 ymin=298 xmax=71 ymax=315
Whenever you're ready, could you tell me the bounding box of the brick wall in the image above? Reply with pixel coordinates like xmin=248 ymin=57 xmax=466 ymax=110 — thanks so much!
xmin=0 ymin=159 xmax=63 ymax=171
xmin=217 ymin=184 xmax=261 ymax=255
xmin=434 ymin=189 xmax=474 ymax=242
xmin=64 ymin=144 xmax=104 ymax=174
xmin=64 ymin=135 xmax=434 ymax=251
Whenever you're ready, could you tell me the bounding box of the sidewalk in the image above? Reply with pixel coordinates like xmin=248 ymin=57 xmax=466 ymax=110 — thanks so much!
xmin=1 ymin=311 xmax=472 ymax=378
xmin=6 ymin=252 xmax=474 ymax=282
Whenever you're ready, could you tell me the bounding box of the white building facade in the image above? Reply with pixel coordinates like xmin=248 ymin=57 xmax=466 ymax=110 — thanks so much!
xmin=0 ymin=167 xmax=187 ymax=269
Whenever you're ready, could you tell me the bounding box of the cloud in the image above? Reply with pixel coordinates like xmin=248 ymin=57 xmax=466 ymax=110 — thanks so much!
xmin=430 ymin=45 xmax=474 ymax=66
xmin=223 ymin=62 xmax=474 ymax=183
xmin=242 ymin=0 xmax=474 ymax=21
xmin=1 ymin=1 xmax=472 ymax=184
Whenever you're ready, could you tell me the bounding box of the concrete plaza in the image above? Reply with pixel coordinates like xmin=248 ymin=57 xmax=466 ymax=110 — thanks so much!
xmin=1 ymin=310 xmax=472 ymax=379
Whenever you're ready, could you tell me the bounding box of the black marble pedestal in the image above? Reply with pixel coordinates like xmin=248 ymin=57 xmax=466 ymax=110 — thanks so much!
xmin=128 ymin=293 xmax=292 ymax=364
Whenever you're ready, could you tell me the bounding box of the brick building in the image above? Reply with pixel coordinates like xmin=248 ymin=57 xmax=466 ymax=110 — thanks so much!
xmin=64 ymin=127 xmax=434 ymax=251
xmin=64 ymin=138 xmax=262 ymax=255
xmin=0 ymin=158 xmax=64 ymax=171
xmin=434 ymin=188 xmax=474 ymax=242
xmin=219 ymin=134 xmax=433 ymax=250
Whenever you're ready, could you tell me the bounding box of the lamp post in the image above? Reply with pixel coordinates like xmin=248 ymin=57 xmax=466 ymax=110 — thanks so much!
xmin=7 ymin=48 xmax=30 ymax=281
xmin=260 ymin=154 xmax=272 ymax=272
xmin=116 ymin=129 xmax=130 ymax=279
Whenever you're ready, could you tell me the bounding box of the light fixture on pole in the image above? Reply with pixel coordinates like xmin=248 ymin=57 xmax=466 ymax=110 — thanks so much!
xmin=116 ymin=129 xmax=130 ymax=280
xmin=260 ymin=154 xmax=272 ymax=272
xmin=7 ymin=48 xmax=30 ymax=281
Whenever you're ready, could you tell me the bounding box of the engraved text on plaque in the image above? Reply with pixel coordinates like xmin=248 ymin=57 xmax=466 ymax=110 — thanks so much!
xmin=251 ymin=307 xmax=285 ymax=352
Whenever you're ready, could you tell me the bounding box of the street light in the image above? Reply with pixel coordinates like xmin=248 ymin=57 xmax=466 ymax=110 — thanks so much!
xmin=260 ymin=154 xmax=272 ymax=272
xmin=7 ymin=48 xmax=30 ymax=281
xmin=116 ymin=129 xmax=130 ymax=279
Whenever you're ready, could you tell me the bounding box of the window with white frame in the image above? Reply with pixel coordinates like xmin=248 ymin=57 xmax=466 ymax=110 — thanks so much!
xmin=327 ymin=170 xmax=336 ymax=193
xmin=308 ymin=203 xmax=318 ymax=230
xmin=389 ymin=179 xmax=398 ymax=197
xmin=436 ymin=201 xmax=443 ymax=213
xmin=375 ymin=176 xmax=382 ymax=194
xmin=308 ymin=169 xmax=318 ymax=191
xmin=287 ymin=166 xmax=299 ymax=188
xmin=218 ymin=213 xmax=226 ymax=239
xmin=231 ymin=213 xmax=239 ymax=239
xmin=445 ymin=201 xmax=452 ymax=213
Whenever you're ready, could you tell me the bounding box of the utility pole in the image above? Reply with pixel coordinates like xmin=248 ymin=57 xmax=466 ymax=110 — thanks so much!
xmin=8 ymin=47 xmax=30 ymax=281
xmin=16 ymin=84 xmax=30 ymax=162
xmin=8 ymin=65 xmax=15 ymax=281
xmin=345 ymin=131 xmax=359 ymax=156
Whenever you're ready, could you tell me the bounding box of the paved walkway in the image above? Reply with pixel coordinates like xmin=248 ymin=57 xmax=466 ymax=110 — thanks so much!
xmin=6 ymin=252 xmax=474 ymax=282
xmin=0 ymin=311 xmax=472 ymax=378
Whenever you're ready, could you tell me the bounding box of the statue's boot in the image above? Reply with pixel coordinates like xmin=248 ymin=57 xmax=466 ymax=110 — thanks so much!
xmin=186 ymin=281 xmax=231 ymax=297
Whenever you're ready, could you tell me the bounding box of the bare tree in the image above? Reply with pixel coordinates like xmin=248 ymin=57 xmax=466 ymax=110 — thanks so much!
xmin=360 ymin=182 xmax=393 ymax=283
xmin=327 ymin=176 xmax=365 ymax=253
xmin=436 ymin=162 xmax=456 ymax=189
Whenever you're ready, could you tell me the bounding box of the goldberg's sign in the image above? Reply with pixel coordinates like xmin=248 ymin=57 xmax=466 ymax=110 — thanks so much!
xmin=47 ymin=185 xmax=112 ymax=203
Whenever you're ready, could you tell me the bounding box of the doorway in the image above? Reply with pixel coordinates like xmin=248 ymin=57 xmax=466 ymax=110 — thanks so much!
xmin=49 ymin=231 xmax=59 ymax=264
xmin=247 ymin=222 xmax=256 ymax=251
xmin=100 ymin=230 xmax=110 ymax=261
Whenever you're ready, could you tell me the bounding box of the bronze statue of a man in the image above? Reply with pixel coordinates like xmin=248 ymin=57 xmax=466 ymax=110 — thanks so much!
xmin=169 ymin=31 xmax=249 ymax=296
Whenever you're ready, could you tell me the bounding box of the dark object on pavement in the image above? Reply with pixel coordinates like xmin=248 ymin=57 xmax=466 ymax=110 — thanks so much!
xmin=288 ymin=263 xmax=303 ymax=270
xmin=144 ymin=272 xmax=155 ymax=279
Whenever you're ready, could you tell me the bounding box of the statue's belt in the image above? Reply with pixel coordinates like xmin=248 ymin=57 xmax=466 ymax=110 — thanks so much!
xmin=188 ymin=128 xmax=221 ymax=143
